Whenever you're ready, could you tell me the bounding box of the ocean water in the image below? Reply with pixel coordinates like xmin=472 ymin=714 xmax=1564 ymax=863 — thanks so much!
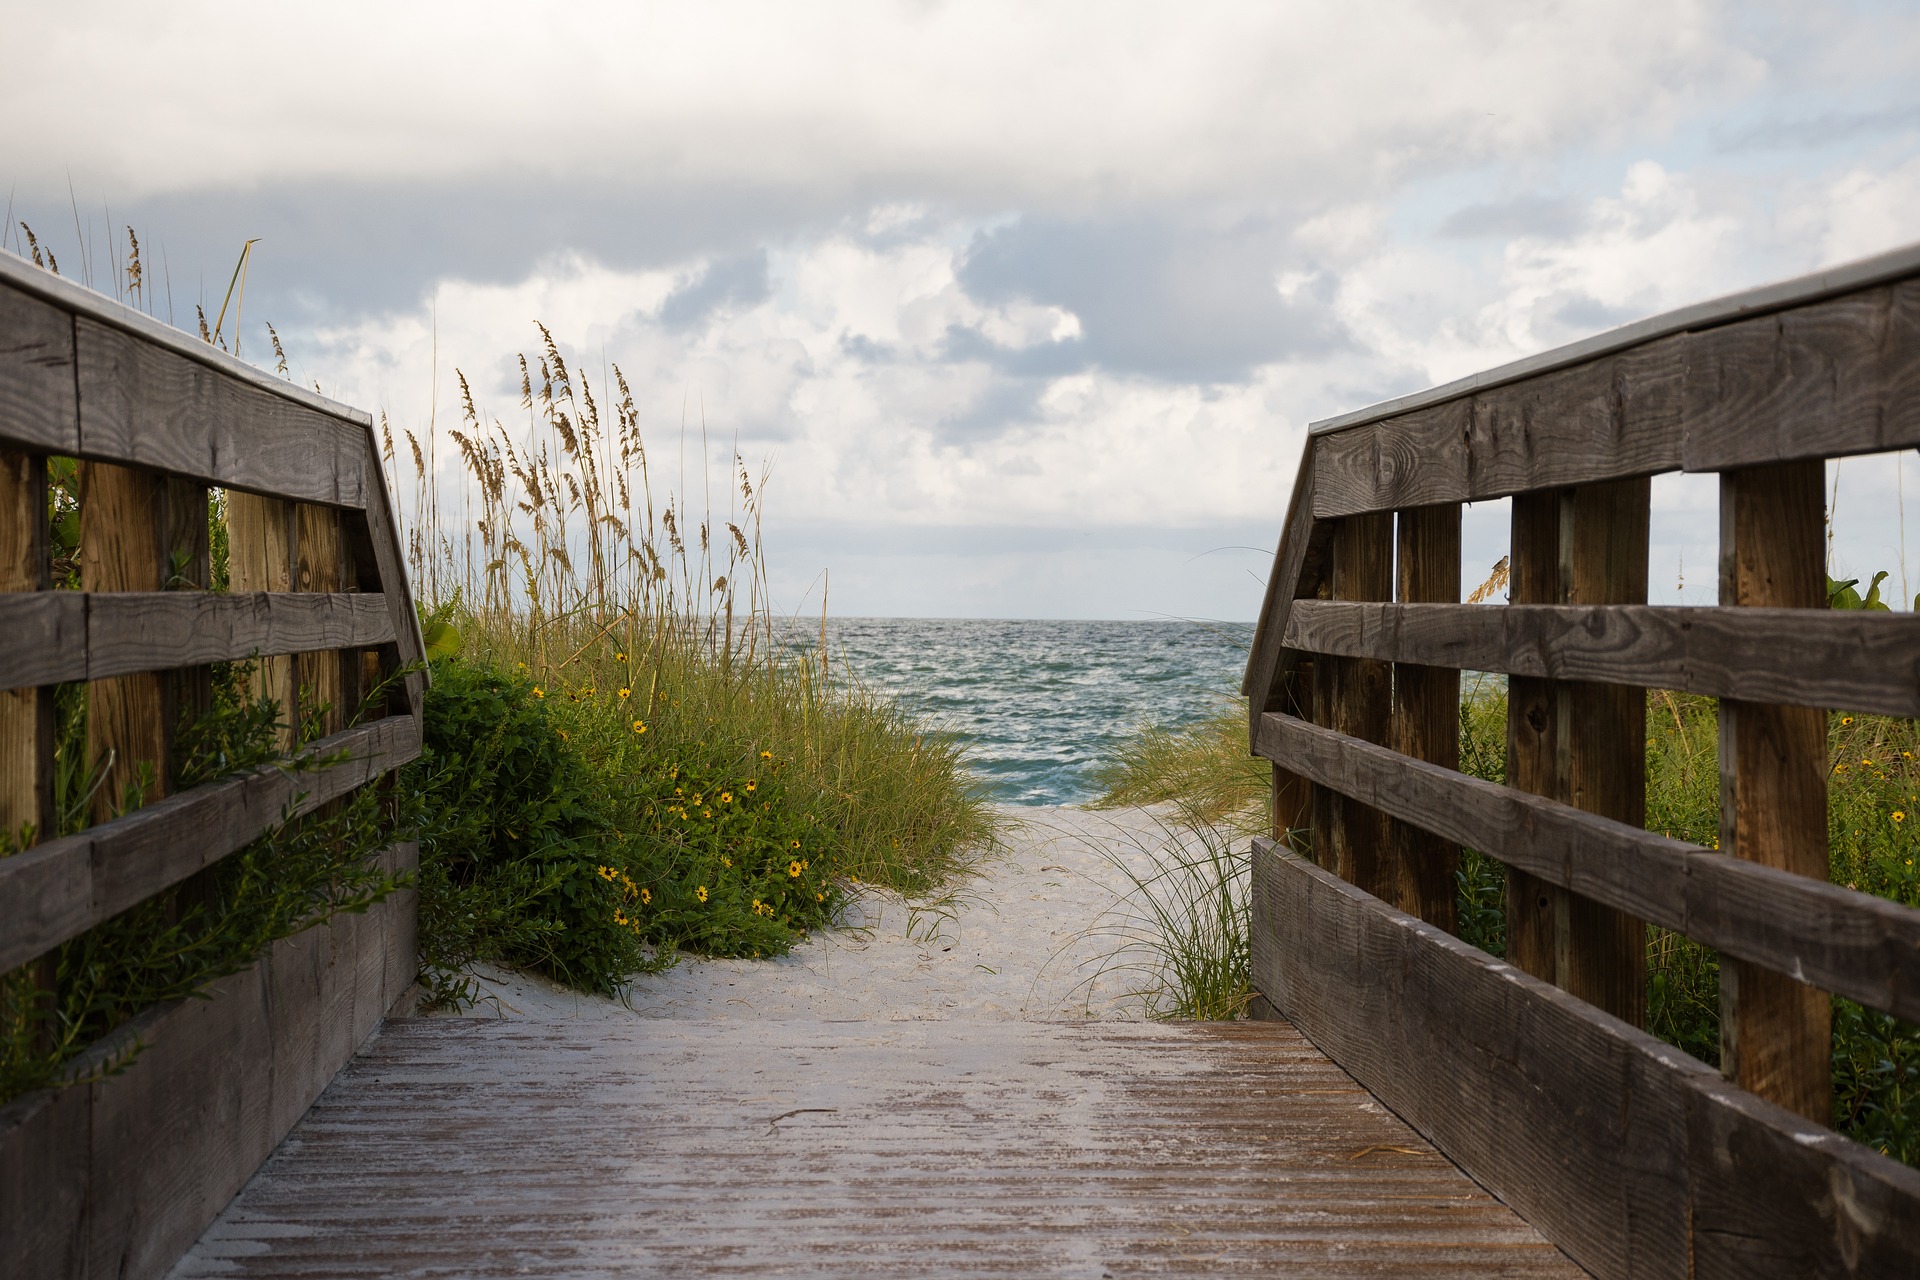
xmin=824 ymin=619 xmax=1256 ymax=806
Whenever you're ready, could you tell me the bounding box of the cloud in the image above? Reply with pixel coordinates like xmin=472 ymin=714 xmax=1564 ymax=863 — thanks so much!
xmin=957 ymin=216 xmax=1346 ymax=382
xmin=660 ymin=250 xmax=772 ymax=329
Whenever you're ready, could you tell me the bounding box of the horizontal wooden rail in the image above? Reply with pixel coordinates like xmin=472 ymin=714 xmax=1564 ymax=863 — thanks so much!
xmin=1252 ymin=840 xmax=1920 ymax=1278
xmin=0 ymin=592 xmax=395 ymax=690
xmin=1255 ymin=711 xmax=1920 ymax=1023
xmin=0 ymin=713 xmax=421 ymax=975
xmin=1309 ymin=274 xmax=1920 ymax=519
xmin=1282 ymin=600 xmax=1920 ymax=717
xmin=0 ymin=260 xmax=371 ymax=508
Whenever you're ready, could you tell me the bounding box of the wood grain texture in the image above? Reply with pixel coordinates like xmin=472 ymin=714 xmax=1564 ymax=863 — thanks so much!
xmin=293 ymin=505 xmax=346 ymax=735
xmin=0 ymin=280 xmax=79 ymax=453
xmin=1719 ymin=462 xmax=1832 ymax=1124
xmin=0 ymin=592 xmax=394 ymax=690
xmin=1312 ymin=337 xmax=1686 ymax=518
xmin=73 ymin=317 xmax=367 ymax=508
xmin=226 ymin=491 xmax=297 ymax=747
xmin=1505 ymin=490 xmax=1565 ymax=984
xmin=0 ymin=715 xmax=420 ymax=975
xmin=1562 ymin=477 xmax=1649 ymax=1027
xmin=1250 ymin=839 xmax=1920 ymax=1279
xmin=1391 ymin=503 xmax=1460 ymax=930
xmin=1308 ymin=277 xmax=1920 ymax=520
xmin=354 ymin=459 xmax=427 ymax=718
xmin=82 ymin=461 xmax=168 ymax=820
xmin=0 ymin=845 xmax=416 ymax=1280
xmin=174 ymin=1017 xmax=1578 ymax=1279
xmin=1327 ymin=512 xmax=1394 ymax=897
xmin=1684 ymin=279 xmax=1920 ymax=471
xmin=1242 ymin=438 xmax=1326 ymax=716
xmin=1 ymin=450 xmax=52 ymax=842
xmin=1254 ymin=710 xmax=1920 ymax=1025
xmin=1282 ymin=600 xmax=1920 ymax=717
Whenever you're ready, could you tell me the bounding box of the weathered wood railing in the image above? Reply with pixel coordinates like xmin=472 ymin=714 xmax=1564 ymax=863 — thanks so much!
xmin=0 ymin=251 xmax=426 ymax=1279
xmin=1245 ymin=242 xmax=1920 ymax=1277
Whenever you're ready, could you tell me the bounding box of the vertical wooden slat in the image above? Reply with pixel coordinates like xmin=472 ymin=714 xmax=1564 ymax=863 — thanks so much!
xmin=83 ymin=461 xmax=168 ymax=820
xmin=1309 ymin=654 xmax=1337 ymax=872
xmin=1563 ymin=477 xmax=1650 ymax=1026
xmin=164 ymin=478 xmax=212 ymax=784
xmin=1719 ymin=461 xmax=1831 ymax=1123
xmin=1273 ymin=664 xmax=1313 ymax=856
xmin=295 ymin=504 xmax=345 ymax=738
xmin=227 ymin=492 xmax=295 ymax=748
xmin=1 ymin=450 xmax=51 ymax=846
xmin=1328 ymin=512 xmax=1394 ymax=898
xmin=1392 ymin=503 xmax=1460 ymax=931
xmin=1506 ymin=491 xmax=1565 ymax=980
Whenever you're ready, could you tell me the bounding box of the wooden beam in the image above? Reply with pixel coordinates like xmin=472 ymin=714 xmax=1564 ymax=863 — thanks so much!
xmin=1719 ymin=461 xmax=1832 ymax=1125
xmin=1326 ymin=512 xmax=1394 ymax=898
xmin=81 ymin=461 xmax=168 ymax=821
xmin=1281 ymin=600 xmax=1920 ymax=718
xmin=70 ymin=317 xmax=368 ymax=509
xmin=0 ymin=450 xmax=51 ymax=846
xmin=1312 ymin=338 xmax=1686 ymax=519
xmin=0 ymin=593 xmax=396 ymax=690
xmin=294 ymin=505 xmax=346 ymax=736
xmin=0 ymin=714 xmax=421 ymax=974
xmin=0 ymin=283 xmax=78 ymax=453
xmin=1391 ymin=503 xmax=1459 ymax=931
xmin=1250 ymin=839 xmax=1920 ymax=1279
xmin=1505 ymin=490 xmax=1564 ymax=983
xmin=1306 ymin=277 xmax=1920 ymax=520
xmin=226 ymin=492 xmax=297 ymax=748
xmin=1254 ymin=710 xmax=1920 ymax=1026
xmin=1563 ymin=477 xmax=1650 ymax=1027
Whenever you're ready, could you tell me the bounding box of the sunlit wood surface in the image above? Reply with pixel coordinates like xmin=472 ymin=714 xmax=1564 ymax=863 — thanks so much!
xmin=173 ymin=1017 xmax=1578 ymax=1277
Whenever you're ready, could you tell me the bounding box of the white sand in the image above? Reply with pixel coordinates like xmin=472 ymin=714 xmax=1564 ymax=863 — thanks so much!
xmin=430 ymin=804 xmax=1191 ymax=1023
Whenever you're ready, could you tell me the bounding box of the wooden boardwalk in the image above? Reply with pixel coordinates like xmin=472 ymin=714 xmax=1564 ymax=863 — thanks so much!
xmin=173 ymin=1016 xmax=1578 ymax=1278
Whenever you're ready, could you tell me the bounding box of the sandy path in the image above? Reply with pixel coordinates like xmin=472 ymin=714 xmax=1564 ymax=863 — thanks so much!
xmin=433 ymin=804 xmax=1185 ymax=1023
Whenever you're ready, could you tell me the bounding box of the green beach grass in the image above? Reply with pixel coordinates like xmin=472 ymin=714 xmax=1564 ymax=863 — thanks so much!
xmin=398 ymin=327 xmax=997 ymax=1006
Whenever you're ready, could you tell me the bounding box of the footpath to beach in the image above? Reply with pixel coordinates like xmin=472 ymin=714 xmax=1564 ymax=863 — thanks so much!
xmin=173 ymin=806 xmax=1577 ymax=1278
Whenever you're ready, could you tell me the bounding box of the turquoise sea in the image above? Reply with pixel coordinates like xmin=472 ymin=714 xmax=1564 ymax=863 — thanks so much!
xmin=825 ymin=619 xmax=1255 ymax=806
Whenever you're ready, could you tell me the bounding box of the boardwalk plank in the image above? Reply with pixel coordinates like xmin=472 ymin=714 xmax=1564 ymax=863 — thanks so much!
xmin=173 ymin=1018 xmax=1582 ymax=1278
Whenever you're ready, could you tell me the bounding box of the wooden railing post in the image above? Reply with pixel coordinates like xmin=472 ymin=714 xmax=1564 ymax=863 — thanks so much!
xmin=228 ymin=491 xmax=296 ymax=747
xmin=1504 ymin=482 xmax=1650 ymax=1024
xmin=1505 ymin=490 xmax=1565 ymax=980
xmin=1564 ymin=477 xmax=1650 ymax=1026
xmin=295 ymin=504 xmax=346 ymax=737
xmin=1326 ymin=512 xmax=1394 ymax=897
xmin=1719 ymin=461 xmax=1831 ymax=1123
xmin=0 ymin=449 xmax=50 ymax=846
xmin=1392 ymin=503 xmax=1461 ymax=931
xmin=82 ymin=461 xmax=169 ymax=818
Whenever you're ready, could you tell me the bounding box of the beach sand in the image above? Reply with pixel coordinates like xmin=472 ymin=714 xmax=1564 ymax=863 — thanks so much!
xmin=426 ymin=804 xmax=1188 ymax=1023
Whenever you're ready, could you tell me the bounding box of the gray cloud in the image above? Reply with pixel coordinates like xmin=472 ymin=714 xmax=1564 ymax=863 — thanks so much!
xmin=1438 ymin=195 xmax=1584 ymax=239
xmin=660 ymin=249 xmax=771 ymax=329
xmin=955 ymin=216 xmax=1347 ymax=383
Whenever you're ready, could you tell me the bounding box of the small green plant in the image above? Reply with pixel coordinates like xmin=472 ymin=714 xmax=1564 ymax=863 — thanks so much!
xmin=1070 ymin=805 xmax=1253 ymax=1021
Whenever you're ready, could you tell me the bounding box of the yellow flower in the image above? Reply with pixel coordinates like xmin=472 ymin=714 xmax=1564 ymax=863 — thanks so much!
xmin=722 ymin=856 xmax=732 ymax=867
xmin=789 ymin=860 xmax=803 ymax=878
xmin=632 ymin=720 xmax=648 ymax=734
xmin=558 ymin=729 xmax=570 ymax=741
xmin=789 ymin=839 xmax=801 ymax=849
xmin=618 ymin=688 xmax=632 ymax=699
xmin=702 ymin=809 xmax=711 ymax=819
xmin=744 ymin=781 xmax=756 ymax=793
xmin=760 ymin=750 xmax=773 ymax=759
xmin=1842 ymin=716 xmax=1854 ymax=725
xmin=720 ymin=791 xmax=733 ymax=803
xmin=1896 ymin=812 xmax=1907 ymax=823
xmin=615 ymin=651 xmax=626 ymax=661
xmin=516 ymin=662 xmax=527 ymax=670
xmin=531 ymin=686 xmax=545 ymax=698
xmin=696 ymin=885 xmax=709 ymax=903
xmin=815 ymin=892 xmax=824 ymax=902
xmin=641 ymin=887 xmax=652 ymax=904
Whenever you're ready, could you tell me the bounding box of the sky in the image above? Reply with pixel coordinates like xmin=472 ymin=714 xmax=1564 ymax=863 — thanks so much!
xmin=4 ymin=1 xmax=1919 ymax=620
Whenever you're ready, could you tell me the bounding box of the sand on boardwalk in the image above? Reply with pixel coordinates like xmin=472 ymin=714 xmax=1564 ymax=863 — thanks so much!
xmin=427 ymin=805 xmax=1208 ymax=1023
